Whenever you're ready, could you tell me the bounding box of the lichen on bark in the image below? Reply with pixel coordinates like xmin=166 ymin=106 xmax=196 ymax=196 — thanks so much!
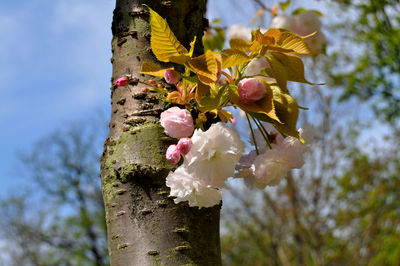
xmin=101 ymin=0 xmax=221 ymax=265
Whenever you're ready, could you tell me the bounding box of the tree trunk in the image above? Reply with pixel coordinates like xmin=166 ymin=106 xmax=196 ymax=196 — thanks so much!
xmin=100 ymin=1 xmax=221 ymax=265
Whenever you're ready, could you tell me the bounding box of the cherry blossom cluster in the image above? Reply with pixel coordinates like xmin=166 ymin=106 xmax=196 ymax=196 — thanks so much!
xmin=158 ymin=105 xmax=310 ymax=208
xmin=113 ymin=6 xmax=319 ymax=208
xmin=162 ymin=115 xmax=245 ymax=208
xmin=115 ymin=68 xmax=311 ymax=209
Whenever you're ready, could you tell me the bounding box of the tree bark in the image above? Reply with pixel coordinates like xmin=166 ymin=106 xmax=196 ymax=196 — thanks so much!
xmin=100 ymin=1 xmax=221 ymax=265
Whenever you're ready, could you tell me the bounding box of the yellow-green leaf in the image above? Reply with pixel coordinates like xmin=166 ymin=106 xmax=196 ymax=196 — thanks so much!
xmin=278 ymin=30 xmax=314 ymax=55
xmin=189 ymin=36 xmax=197 ymax=57
xmin=229 ymin=38 xmax=251 ymax=52
xmin=249 ymin=29 xmax=275 ymax=53
xmin=139 ymin=61 xmax=172 ymax=77
xmin=146 ymin=6 xmax=190 ymax=64
xmin=220 ymin=49 xmax=251 ymax=69
xmin=196 ymin=82 xmax=210 ymax=102
xmin=265 ymin=55 xmax=289 ymax=92
xmin=264 ymin=28 xmax=281 ymax=43
xmin=270 ymin=52 xmax=315 ymax=85
xmin=197 ymin=85 xmax=229 ymax=113
xmin=292 ymin=8 xmax=323 ymax=17
xmin=279 ymin=0 xmax=291 ymax=11
xmin=271 ymin=85 xmax=301 ymax=140
xmin=229 ymin=82 xmax=280 ymax=122
xmin=185 ymin=50 xmax=221 ymax=86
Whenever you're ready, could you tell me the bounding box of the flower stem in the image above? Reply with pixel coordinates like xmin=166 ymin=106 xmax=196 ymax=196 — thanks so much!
xmin=252 ymin=118 xmax=272 ymax=149
xmin=138 ymin=80 xmax=167 ymax=94
xmin=246 ymin=113 xmax=259 ymax=155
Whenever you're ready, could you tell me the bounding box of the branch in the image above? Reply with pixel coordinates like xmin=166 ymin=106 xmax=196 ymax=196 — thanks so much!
xmin=253 ymin=0 xmax=271 ymax=12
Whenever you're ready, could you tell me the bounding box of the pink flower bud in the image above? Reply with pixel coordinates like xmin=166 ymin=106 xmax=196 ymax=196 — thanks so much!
xmin=141 ymin=87 xmax=150 ymax=92
xmin=238 ymin=78 xmax=266 ymax=103
xmin=230 ymin=118 xmax=237 ymax=125
xmin=115 ymin=76 xmax=129 ymax=86
xmin=176 ymin=138 xmax=192 ymax=155
xmin=160 ymin=107 xmax=194 ymax=138
xmin=164 ymin=69 xmax=180 ymax=84
xmin=166 ymin=145 xmax=181 ymax=164
xmin=148 ymin=79 xmax=156 ymax=84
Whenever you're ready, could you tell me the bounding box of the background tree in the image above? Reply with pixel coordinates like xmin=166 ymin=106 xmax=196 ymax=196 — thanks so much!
xmin=331 ymin=0 xmax=400 ymax=122
xmin=0 ymin=121 xmax=108 ymax=266
xmin=219 ymin=1 xmax=400 ymax=265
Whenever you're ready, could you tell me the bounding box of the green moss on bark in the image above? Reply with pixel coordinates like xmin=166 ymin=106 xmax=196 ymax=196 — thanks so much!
xmin=102 ymin=122 xmax=174 ymax=203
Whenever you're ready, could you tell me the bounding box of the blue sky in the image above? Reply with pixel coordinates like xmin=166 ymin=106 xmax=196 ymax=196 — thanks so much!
xmin=0 ymin=0 xmax=331 ymax=196
xmin=0 ymin=0 xmax=114 ymax=193
xmin=0 ymin=0 xmax=248 ymax=195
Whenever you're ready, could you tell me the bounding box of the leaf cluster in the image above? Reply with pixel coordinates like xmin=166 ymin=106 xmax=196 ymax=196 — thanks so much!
xmin=141 ymin=6 xmax=319 ymax=141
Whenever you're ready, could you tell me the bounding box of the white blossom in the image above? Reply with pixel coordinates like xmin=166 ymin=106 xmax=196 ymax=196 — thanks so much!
xmin=226 ymin=24 xmax=252 ymax=42
xmin=246 ymin=57 xmax=271 ymax=77
xmin=294 ymin=11 xmax=325 ymax=51
xmin=253 ymin=149 xmax=291 ymax=188
xmin=236 ymin=124 xmax=311 ymax=189
xmin=166 ymin=122 xmax=245 ymax=208
xmin=306 ymin=31 xmax=326 ymax=52
xmin=294 ymin=11 xmax=322 ymax=36
xmin=235 ymin=150 xmax=257 ymax=179
xmin=185 ymin=122 xmax=245 ymax=187
xmin=270 ymin=14 xmax=297 ymax=32
xmin=166 ymin=166 xmax=222 ymax=208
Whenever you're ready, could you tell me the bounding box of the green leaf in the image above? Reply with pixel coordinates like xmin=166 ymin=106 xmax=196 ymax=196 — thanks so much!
xmin=197 ymin=85 xmax=229 ymax=113
xmin=203 ymin=27 xmax=225 ymax=52
xmin=292 ymin=8 xmax=323 ymax=17
xmin=279 ymin=0 xmax=291 ymax=11
xmin=291 ymin=8 xmax=307 ymax=15
xmin=182 ymin=75 xmax=198 ymax=85
xmin=146 ymin=5 xmax=190 ymax=64
xmin=139 ymin=61 xmax=172 ymax=77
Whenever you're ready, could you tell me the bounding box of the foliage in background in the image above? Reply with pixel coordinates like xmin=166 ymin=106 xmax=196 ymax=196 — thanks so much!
xmin=332 ymin=0 xmax=400 ymax=122
xmin=220 ymin=0 xmax=400 ymax=265
xmin=0 ymin=122 xmax=109 ymax=266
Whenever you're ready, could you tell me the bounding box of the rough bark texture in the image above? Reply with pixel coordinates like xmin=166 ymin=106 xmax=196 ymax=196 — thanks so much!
xmin=100 ymin=1 xmax=221 ymax=265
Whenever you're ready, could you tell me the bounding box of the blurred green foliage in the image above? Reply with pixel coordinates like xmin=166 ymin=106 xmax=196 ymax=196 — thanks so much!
xmin=0 ymin=122 xmax=109 ymax=266
xmin=203 ymin=19 xmax=225 ymax=52
xmin=334 ymin=0 xmax=400 ymax=122
xmin=221 ymin=1 xmax=400 ymax=265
